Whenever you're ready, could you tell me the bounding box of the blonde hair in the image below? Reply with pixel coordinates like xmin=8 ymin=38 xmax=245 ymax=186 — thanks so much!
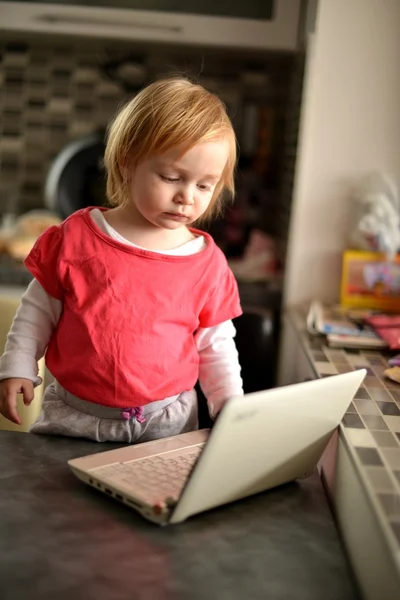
xmin=104 ymin=77 xmax=236 ymax=222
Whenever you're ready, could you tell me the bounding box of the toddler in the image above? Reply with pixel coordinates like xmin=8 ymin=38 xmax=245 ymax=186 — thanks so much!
xmin=0 ymin=77 xmax=243 ymax=443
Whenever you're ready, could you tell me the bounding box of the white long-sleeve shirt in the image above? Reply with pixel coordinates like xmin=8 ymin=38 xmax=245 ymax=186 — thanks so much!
xmin=0 ymin=209 xmax=243 ymax=417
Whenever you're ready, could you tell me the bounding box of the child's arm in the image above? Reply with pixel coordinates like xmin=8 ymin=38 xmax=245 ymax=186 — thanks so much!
xmin=0 ymin=279 xmax=62 ymax=424
xmin=195 ymin=320 xmax=243 ymax=419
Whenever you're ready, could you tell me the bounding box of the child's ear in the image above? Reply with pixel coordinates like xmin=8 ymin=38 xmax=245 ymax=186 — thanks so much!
xmin=119 ymin=156 xmax=128 ymax=177
xmin=119 ymin=153 xmax=134 ymax=178
xmin=119 ymin=162 xmax=132 ymax=185
xmin=120 ymin=164 xmax=128 ymax=179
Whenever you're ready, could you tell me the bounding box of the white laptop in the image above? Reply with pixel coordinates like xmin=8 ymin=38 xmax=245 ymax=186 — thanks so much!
xmin=68 ymin=369 xmax=366 ymax=525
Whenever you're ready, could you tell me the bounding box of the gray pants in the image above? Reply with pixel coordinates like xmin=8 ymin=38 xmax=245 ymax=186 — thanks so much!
xmin=30 ymin=381 xmax=198 ymax=443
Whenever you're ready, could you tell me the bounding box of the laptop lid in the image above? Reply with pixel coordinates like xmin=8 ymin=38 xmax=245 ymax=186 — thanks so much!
xmin=170 ymin=369 xmax=366 ymax=523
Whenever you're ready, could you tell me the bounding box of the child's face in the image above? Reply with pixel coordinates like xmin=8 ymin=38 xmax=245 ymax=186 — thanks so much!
xmin=127 ymin=139 xmax=229 ymax=230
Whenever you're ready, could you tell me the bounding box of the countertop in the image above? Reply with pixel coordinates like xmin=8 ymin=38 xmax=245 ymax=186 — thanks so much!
xmin=288 ymin=308 xmax=400 ymax=577
xmin=0 ymin=432 xmax=359 ymax=600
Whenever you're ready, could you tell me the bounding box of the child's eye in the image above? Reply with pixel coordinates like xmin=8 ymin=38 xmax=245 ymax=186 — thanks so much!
xmin=197 ymin=183 xmax=212 ymax=192
xmin=160 ymin=175 xmax=179 ymax=183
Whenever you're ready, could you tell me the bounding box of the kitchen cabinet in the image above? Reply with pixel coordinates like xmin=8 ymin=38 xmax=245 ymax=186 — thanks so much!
xmin=0 ymin=1 xmax=301 ymax=50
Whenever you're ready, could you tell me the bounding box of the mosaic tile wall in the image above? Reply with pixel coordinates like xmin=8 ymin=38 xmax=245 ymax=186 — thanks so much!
xmin=0 ymin=36 xmax=294 ymax=217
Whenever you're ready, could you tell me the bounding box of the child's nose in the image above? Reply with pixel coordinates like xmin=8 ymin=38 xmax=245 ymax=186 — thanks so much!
xmin=174 ymin=186 xmax=195 ymax=205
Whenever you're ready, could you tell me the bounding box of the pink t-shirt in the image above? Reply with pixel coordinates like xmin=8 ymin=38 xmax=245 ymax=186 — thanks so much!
xmin=24 ymin=207 xmax=242 ymax=408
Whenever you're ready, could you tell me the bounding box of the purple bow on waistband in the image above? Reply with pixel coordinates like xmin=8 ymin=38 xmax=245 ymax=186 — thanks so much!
xmin=121 ymin=407 xmax=146 ymax=423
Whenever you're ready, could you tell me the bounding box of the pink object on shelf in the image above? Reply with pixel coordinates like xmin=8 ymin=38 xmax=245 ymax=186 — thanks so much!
xmin=366 ymin=314 xmax=400 ymax=349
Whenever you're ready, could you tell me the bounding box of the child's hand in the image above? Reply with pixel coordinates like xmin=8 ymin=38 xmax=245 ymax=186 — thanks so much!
xmin=0 ymin=378 xmax=34 ymax=425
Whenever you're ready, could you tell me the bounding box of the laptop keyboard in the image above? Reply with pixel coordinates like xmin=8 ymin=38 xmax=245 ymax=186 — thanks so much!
xmin=90 ymin=448 xmax=203 ymax=500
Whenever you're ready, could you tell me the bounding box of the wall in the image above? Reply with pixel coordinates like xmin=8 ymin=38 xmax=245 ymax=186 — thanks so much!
xmin=0 ymin=35 xmax=292 ymax=216
xmin=283 ymin=0 xmax=400 ymax=306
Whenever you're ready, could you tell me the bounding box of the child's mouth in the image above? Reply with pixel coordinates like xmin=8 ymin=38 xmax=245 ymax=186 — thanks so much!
xmin=165 ymin=213 xmax=189 ymax=222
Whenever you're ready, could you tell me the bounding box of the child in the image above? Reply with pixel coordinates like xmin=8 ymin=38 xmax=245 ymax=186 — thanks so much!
xmin=0 ymin=77 xmax=243 ymax=443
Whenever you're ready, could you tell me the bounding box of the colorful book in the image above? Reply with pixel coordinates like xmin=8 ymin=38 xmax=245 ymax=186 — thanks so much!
xmin=306 ymin=301 xmax=388 ymax=350
xmin=327 ymin=333 xmax=388 ymax=349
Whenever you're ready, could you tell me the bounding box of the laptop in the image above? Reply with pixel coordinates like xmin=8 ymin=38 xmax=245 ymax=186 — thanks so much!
xmin=68 ymin=369 xmax=366 ymax=525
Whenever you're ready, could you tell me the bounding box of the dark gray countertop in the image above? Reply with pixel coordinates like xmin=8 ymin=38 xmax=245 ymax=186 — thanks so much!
xmin=0 ymin=432 xmax=360 ymax=600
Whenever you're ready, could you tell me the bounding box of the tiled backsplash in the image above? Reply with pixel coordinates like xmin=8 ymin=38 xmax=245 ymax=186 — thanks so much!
xmin=1 ymin=40 xmax=123 ymax=214
xmin=0 ymin=35 xmax=294 ymax=217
